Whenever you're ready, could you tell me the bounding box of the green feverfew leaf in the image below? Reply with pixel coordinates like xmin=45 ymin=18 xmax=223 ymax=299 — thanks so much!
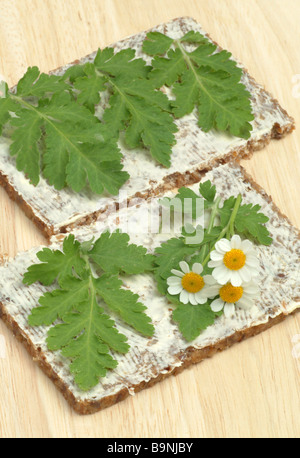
xmin=161 ymin=186 xmax=205 ymax=225
xmin=25 ymin=232 xmax=155 ymax=391
xmin=1 ymin=67 xmax=129 ymax=195
xmin=16 ymin=66 xmax=69 ymax=97
xmin=143 ymin=30 xmax=254 ymax=139
xmin=9 ymin=109 xmax=43 ymax=186
xmin=0 ymin=91 xmax=19 ymax=135
xmin=146 ymin=49 xmax=186 ymax=89
xmin=94 ymin=47 xmax=151 ymax=79
xmin=23 ymin=234 xmax=86 ymax=287
xmin=179 ymin=31 xmax=210 ymax=44
xmin=47 ymin=296 xmax=128 ymax=391
xmin=219 ymin=198 xmax=272 ymax=245
xmin=73 ymin=63 xmax=106 ymax=113
xmin=172 ymin=303 xmax=216 ymax=342
xmin=28 ymin=276 xmax=90 ymax=326
xmin=154 ymin=237 xmax=198 ymax=279
xmin=89 ymin=231 xmax=155 ymax=275
xmin=235 ymin=203 xmax=272 ymax=246
xmin=199 ymin=180 xmax=216 ymax=203
xmin=95 ymin=274 xmax=155 ymax=337
xmin=142 ymin=32 xmax=174 ymax=56
xmin=218 ymin=196 xmax=236 ymax=226
xmin=91 ymin=48 xmax=178 ymax=167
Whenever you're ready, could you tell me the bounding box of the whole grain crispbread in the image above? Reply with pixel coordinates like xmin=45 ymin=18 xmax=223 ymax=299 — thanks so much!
xmin=0 ymin=162 xmax=299 ymax=414
xmin=0 ymin=17 xmax=295 ymax=239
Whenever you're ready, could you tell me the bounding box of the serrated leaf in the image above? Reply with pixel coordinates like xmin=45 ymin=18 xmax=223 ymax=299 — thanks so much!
xmin=9 ymin=109 xmax=43 ymax=185
xmin=142 ymin=32 xmax=174 ymax=56
xmin=64 ymin=141 xmax=128 ymax=195
xmin=94 ymin=47 xmax=151 ymax=79
xmin=218 ymin=198 xmax=272 ymax=245
xmin=89 ymin=231 xmax=155 ymax=274
xmin=172 ymin=303 xmax=216 ymax=341
xmin=91 ymin=48 xmax=178 ymax=167
xmin=73 ymin=64 xmax=106 ymax=113
xmin=154 ymin=237 xmax=198 ymax=279
xmin=148 ymin=48 xmax=186 ymax=89
xmin=95 ymin=274 xmax=155 ymax=337
xmin=195 ymin=68 xmax=253 ymax=137
xmin=0 ymin=91 xmax=19 ymax=134
xmin=23 ymin=234 xmax=86 ymax=287
xmin=28 ymin=276 xmax=90 ymax=326
xmin=1 ymin=68 xmax=129 ymax=195
xmin=218 ymin=196 xmax=236 ymax=226
xmin=25 ymin=232 xmax=154 ymax=390
xmin=143 ymin=31 xmax=254 ymax=139
xmin=179 ymin=31 xmax=210 ymax=44
xmin=199 ymin=180 xmax=216 ymax=203
xmin=190 ymin=47 xmax=242 ymax=78
xmin=16 ymin=67 xmax=69 ymax=97
xmin=99 ymin=75 xmax=177 ymax=167
xmin=47 ymin=293 xmax=128 ymax=391
xmin=162 ymin=187 xmax=204 ymax=219
xmin=16 ymin=66 xmax=40 ymax=96
xmin=39 ymin=97 xmax=129 ymax=194
xmin=235 ymin=203 xmax=272 ymax=245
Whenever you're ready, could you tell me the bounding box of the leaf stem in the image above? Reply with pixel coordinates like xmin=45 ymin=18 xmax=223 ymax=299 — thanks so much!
xmin=207 ymin=196 xmax=221 ymax=234
xmin=201 ymin=193 xmax=242 ymax=267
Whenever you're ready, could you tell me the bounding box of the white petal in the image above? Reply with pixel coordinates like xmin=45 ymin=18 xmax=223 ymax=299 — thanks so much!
xmin=192 ymin=263 xmax=203 ymax=275
xmin=245 ymin=256 xmax=259 ymax=268
xmin=231 ymin=234 xmax=241 ymax=249
xmin=241 ymin=239 xmax=254 ymax=253
xmin=167 ymin=276 xmax=182 ymax=285
xmin=243 ymin=282 xmax=260 ymax=295
xmin=215 ymin=238 xmax=231 ymax=253
xmin=180 ymin=289 xmax=189 ymax=304
xmin=237 ymin=296 xmax=254 ymax=310
xmin=224 ymin=303 xmax=235 ymax=317
xmin=207 ymin=259 xmax=221 ymax=268
xmin=210 ymin=250 xmax=224 ymax=261
xmin=170 ymin=269 xmax=184 ymax=277
xmin=230 ymin=271 xmax=243 ymax=287
xmin=194 ymin=290 xmax=208 ymax=304
xmin=202 ymin=275 xmax=217 ymax=285
xmin=188 ymin=293 xmax=198 ymax=305
xmin=212 ymin=265 xmax=232 ymax=285
xmin=210 ymin=298 xmax=224 ymax=312
xmin=179 ymin=261 xmax=190 ymax=274
xmin=202 ymin=284 xmax=220 ymax=298
xmin=168 ymin=285 xmax=183 ymax=295
xmin=239 ymin=266 xmax=252 ymax=283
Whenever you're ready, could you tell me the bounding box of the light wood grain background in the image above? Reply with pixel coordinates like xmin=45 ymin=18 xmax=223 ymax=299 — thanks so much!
xmin=0 ymin=0 xmax=299 ymax=439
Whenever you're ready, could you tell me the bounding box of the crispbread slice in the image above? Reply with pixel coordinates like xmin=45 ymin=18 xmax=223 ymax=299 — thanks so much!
xmin=0 ymin=162 xmax=299 ymax=414
xmin=0 ymin=17 xmax=294 ymax=238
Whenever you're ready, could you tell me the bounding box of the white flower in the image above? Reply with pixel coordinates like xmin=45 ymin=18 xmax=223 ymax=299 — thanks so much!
xmin=167 ymin=261 xmax=217 ymax=305
xmin=207 ymin=234 xmax=259 ymax=287
xmin=208 ymin=280 xmax=259 ymax=317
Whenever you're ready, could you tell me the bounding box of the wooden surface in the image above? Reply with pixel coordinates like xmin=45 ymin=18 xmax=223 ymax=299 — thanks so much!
xmin=0 ymin=0 xmax=299 ymax=439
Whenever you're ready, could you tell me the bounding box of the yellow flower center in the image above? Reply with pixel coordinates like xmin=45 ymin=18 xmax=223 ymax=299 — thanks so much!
xmin=181 ymin=272 xmax=205 ymax=293
xmin=223 ymin=249 xmax=246 ymax=270
xmin=219 ymin=284 xmax=243 ymax=303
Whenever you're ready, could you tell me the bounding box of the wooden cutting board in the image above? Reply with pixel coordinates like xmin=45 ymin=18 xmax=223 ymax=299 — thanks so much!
xmin=0 ymin=0 xmax=299 ymax=438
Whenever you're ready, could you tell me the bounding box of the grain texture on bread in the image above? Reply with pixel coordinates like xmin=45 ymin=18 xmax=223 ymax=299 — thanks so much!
xmin=0 ymin=162 xmax=299 ymax=414
xmin=0 ymin=17 xmax=295 ymax=238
